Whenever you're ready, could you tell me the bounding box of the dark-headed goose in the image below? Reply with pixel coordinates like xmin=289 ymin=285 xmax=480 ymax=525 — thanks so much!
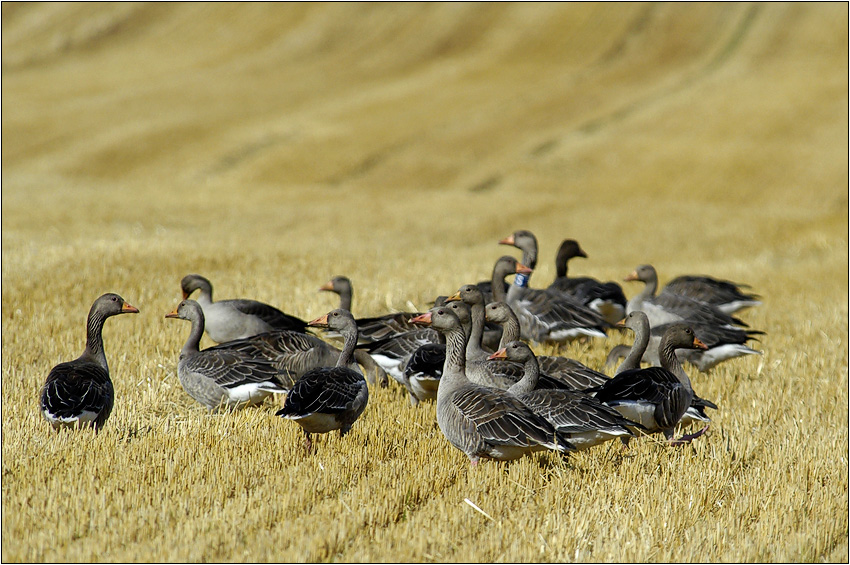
xmin=276 ymin=309 xmax=369 ymax=452
xmin=180 ymin=274 xmax=308 ymax=342
xmin=165 ymin=300 xmax=289 ymax=411
xmin=411 ymin=306 xmax=572 ymax=465
xmin=40 ymin=293 xmax=139 ymax=432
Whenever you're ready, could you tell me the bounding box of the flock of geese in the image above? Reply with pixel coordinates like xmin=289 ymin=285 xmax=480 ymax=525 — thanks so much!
xmin=39 ymin=230 xmax=763 ymax=464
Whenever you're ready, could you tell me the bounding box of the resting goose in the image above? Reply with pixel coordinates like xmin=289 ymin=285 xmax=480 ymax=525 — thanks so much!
xmin=484 ymin=300 xmax=609 ymax=389
xmin=663 ymin=274 xmax=761 ymax=314
xmin=547 ymin=239 xmax=627 ymax=325
xmin=40 ymin=293 xmax=139 ymax=432
xmin=624 ymin=265 xmax=749 ymax=329
xmin=488 ymin=341 xmax=638 ymax=450
xmin=411 ymin=306 xmax=572 ymax=465
xmin=319 ymin=275 xmax=424 ymax=343
xmin=276 ymin=309 xmax=369 ymax=452
xmin=588 ymin=323 xmax=714 ymax=445
xmin=180 ymin=274 xmax=308 ymax=342
xmin=165 ymin=300 xmax=289 ymax=410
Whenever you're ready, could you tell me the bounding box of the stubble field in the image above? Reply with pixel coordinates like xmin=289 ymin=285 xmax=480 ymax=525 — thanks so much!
xmin=2 ymin=3 xmax=848 ymax=562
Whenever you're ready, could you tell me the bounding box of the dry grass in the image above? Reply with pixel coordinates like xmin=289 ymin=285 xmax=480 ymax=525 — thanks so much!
xmin=2 ymin=3 xmax=848 ymax=563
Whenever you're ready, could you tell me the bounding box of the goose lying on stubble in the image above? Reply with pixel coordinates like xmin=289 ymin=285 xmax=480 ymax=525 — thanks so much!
xmin=488 ymin=341 xmax=638 ymax=450
xmin=411 ymin=306 xmax=573 ymax=466
xmin=180 ymin=274 xmax=308 ymax=342
xmin=662 ymin=274 xmax=761 ymax=314
xmin=276 ymin=309 xmax=369 ymax=452
xmin=166 ymin=300 xmax=289 ymax=411
xmin=40 ymin=293 xmax=139 ymax=432
xmin=588 ymin=323 xmax=714 ymax=446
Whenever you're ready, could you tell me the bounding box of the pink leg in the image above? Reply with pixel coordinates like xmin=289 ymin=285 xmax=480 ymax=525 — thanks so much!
xmin=669 ymin=424 xmax=710 ymax=446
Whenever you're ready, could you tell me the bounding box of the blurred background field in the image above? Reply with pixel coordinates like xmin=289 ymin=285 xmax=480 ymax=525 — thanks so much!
xmin=2 ymin=3 xmax=848 ymax=562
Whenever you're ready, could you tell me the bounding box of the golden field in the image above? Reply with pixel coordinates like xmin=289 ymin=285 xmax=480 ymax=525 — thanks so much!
xmin=2 ymin=3 xmax=847 ymax=562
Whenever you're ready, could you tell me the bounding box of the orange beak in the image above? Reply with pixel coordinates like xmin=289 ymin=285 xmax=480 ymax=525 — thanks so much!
xmin=499 ymin=234 xmax=515 ymax=246
xmin=445 ymin=291 xmax=462 ymax=303
xmin=181 ymin=291 xmax=189 ymax=300
xmin=308 ymin=313 xmax=330 ymax=327
xmin=318 ymin=281 xmax=334 ymax=292
xmin=516 ymin=262 xmax=533 ymax=275
xmin=122 ymin=302 xmax=140 ymax=314
xmin=694 ymin=337 xmax=709 ymax=350
xmin=488 ymin=348 xmax=507 ymax=361
xmin=165 ymin=306 xmax=179 ymax=318
xmin=624 ymin=271 xmax=639 ymax=282
xmin=615 ymin=318 xmax=626 ymax=328
xmin=410 ymin=312 xmax=432 ymax=325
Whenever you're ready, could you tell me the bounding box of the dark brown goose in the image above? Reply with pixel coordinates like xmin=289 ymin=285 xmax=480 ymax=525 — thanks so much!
xmin=546 ymin=239 xmax=627 ymax=325
xmin=488 ymin=341 xmax=637 ymax=450
xmin=411 ymin=306 xmax=572 ymax=466
xmin=276 ymin=309 xmax=369 ymax=452
xmin=588 ymin=324 xmax=714 ymax=446
xmin=180 ymin=274 xmax=308 ymax=342
xmin=165 ymin=300 xmax=289 ymax=410
xmin=40 ymin=293 xmax=139 ymax=432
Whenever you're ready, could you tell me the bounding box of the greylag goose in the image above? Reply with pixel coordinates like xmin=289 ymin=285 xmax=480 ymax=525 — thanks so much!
xmin=498 ymin=231 xmax=610 ymax=342
xmin=180 ymin=274 xmax=308 ymax=342
xmin=165 ymin=300 xmax=289 ymax=410
xmin=319 ymin=275 xmax=424 ymax=343
xmin=609 ymin=311 xmax=718 ymax=429
xmin=410 ymin=306 xmax=572 ymax=465
xmin=662 ymin=274 xmax=761 ymax=314
xmin=40 ymin=293 xmax=139 ymax=432
xmin=624 ymin=265 xmax=749 ymax=329
xmin=588 ymin=324 xmax=714 ymax=445
xmin=547 ymin=239 xmax=627 ymax=325
xmin=484 ymin=300 xmax=609 ymax=389
xmin=400 ymin=343 xmax=444 ymax=406
xmin=488 ymin=341 xmax=638 ymax=450
xmin=276 ymin=309 xmax=369 ymax=452
xmin=643 ymin=321 xmax=763 ymax=372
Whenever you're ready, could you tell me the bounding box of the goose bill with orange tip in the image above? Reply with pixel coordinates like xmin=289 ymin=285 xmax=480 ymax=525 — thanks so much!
xmin=409 ymin=312 xmax=432 ymax=325
xmin=487 ymin=348 xmax=508 ymax=361
xmin=308 ymin=314 xmax=330 ymax=328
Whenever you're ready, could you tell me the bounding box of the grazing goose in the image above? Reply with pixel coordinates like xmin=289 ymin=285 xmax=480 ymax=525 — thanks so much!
xmin=662 ymin=274 xmax=761 ymax=314
xmin=165 ymin=300 xmax=289 ymax=410
xmin=319 ymin=275 xmax=424 ymax=343
xmin=546 ymin=239 xmax=627 ymax=325
xmin=485 ymin=300 xmax=609 ymax=389
xmin=488 ymin=342 xmax=638 ymax=450
xmin=276 ymin=309 xmax=369 ymax=452
xmin=40 ymin=293 xmax=139 ymax=432
xmin=180 ymin=274 xmax=308 ymax=342
xmin=410 ymin=306 xmax=572 ymax=465
xmin=588 ymin=324 xmax=714 ymax=446
xmin=624 ymin=265 xmax=749 ymax=330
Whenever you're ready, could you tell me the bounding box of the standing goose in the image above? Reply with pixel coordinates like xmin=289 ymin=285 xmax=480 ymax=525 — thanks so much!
xmin=411 ymin=306 xmax=572 ymax=466
xmin=40 ymin=293 xmax=139 ymax=432
xmin=547 ymin=239 xmax=627 ymax=325
xmin=662 ymin=274 xmax=761 ymax=314
xmin=609 ymin=311 xmax=718 ymax=429
xmin=624 ymin=265 xmax=748 ymax=329
xmin=499 ymin=231 xmax=609 ymax=342
xmin=485 ymin=300 xmax=609 ymax=390
xmin=180 ymin=274 xmax=308 ymax=342
xmin=165 ymin=300 xmax=289 ymax=410
xmin=276 ymin=309 xmax=369 ymax=452
xmin=319 ymin=275 xmax=424 ymax=343
xmin=488 ymin=341 xmax=638 ymax=450
xmin=588 ymin=324 xmax=713 ymax=445
xmin=643 ymin=321 xmax=763 ymax=372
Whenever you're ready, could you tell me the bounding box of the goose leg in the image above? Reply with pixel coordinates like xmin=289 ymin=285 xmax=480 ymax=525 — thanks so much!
xmin=669 ymin=424 xmax=710 ymax=446
xmin=303 ymin=431 xmax=313 ymax=452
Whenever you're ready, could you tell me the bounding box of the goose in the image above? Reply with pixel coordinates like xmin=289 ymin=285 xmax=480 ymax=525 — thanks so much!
xmin=546 ymin=239 xmax=627 ymax=325
xmin=588 ymin=323 xmax=714 ymax=446
xmin=609 ymin=311 xmax=718 ymax=429
xmin=484 ymin=300 xmax=609 ymax=389
xmin=624 ymin=265 xmax=749 ymax=329
xmin=276 ymin=309 xmax=369 ymax=452
xmin=410 ymin=306 xmax=572 ymax=465
xmin=643 ymin=321 xmax=763 ymax=372
xmin=488 ymin=341 xmax=638 ymax=450
xmin=40 ymin=293 xmax=139 ymax=432
xmin=319 ymin=275 xmax=424 ymax=343
xmin=662 ymin=274 xmax=761 ymax=314
xmin=165 ymin=300 xmax=289 ymax=410
xmin=180 ymin=274 xmax=308 ymax=342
